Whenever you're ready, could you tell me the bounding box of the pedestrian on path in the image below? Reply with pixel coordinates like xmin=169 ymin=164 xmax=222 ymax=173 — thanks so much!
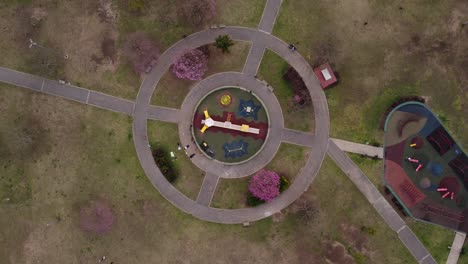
xmin=185 ymin=144 xmax=190 ymax=150
xmin=177 ymin=143 xmax=181 ymax=150
xmin=99 ymin=256 xmax=106 ymax=262
xmin=189 ymin=153 xmax=195 ymax=159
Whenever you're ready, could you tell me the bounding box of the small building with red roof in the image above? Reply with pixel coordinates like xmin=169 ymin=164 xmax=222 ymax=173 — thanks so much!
xmin=313 ymin=62 xmax=337 ymax=89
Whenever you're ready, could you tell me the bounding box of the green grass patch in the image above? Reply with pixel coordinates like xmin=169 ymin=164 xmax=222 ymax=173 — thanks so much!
xmin=409 ymin=221 xmax=455 ymax=263
xmin=147 ymin=120 xmax=204 ymax=200
xmin=211 ymin=177 xmax=250 ymax=209
xmin=266 ymin=143 xmax=310 ymax=182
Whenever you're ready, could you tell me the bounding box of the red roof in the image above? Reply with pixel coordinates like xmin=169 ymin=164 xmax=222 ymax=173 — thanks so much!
xmin=313 ymin=62 xmax=337 ymax=89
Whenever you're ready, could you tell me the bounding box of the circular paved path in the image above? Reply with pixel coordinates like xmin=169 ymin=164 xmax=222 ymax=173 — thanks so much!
xmin=133 ymin=27 xmax=330 ymax=223
xmin=178 ymin=72 xmax=283 ymax=178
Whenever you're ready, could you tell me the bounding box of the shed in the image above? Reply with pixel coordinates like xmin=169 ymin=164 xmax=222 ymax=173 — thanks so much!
xmin=313 ymin=62 xmax=337 ymax=89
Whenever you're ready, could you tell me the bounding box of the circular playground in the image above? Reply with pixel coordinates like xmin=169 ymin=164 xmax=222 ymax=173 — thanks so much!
xmin=192 ymin=87 xmax=269 ymax=164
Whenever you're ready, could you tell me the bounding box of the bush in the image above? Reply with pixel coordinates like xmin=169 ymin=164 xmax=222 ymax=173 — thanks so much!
xmin=214 ymin=35 xmax=234 ymax=53
xmin=248 ymin=170 xmax=281 ymax=202
xmin=151 ymin=146 xmax=177 ymax=182
xmin=279 ymin=176 xmax=290 ymax=193
xmin=360 ymin=225 xmax=377 ymax=236
xmin=172 ymin=49 xmax=208 ymax=80
xmin=246 ymin=192 xmax=264 ymax=207
xmin=282 ymin=67 xmax=311 ymax=106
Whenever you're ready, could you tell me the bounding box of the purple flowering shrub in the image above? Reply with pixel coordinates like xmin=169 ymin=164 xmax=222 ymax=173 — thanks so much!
xmin=171 ymin=49 xmax=208 ymax=81
xmin=248 ymin=170 xmax=281 ymax=202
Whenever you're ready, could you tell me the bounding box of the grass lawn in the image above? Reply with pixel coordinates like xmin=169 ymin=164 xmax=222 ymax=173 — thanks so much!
xmin=294 ymin=157 xmax=416 ymax=263
xmin=349 ymin=153 xmax=457 ymax=263
xmin=151 ymin=41 xmax=252 ymax=108
xmin=266 ymin=143 xmax=310 ymax=183
xmin=147 ymin=120 xmax=204 ymax=200
xmin=211 ymin=177 xmax=250 ymax=209
xmin=1 ymin=84 xmax=421 ymax=263
xmin=257 ymin=50 xmax=315 ymax=132
xmin=273 ymin=0 xmax=467 ymax=145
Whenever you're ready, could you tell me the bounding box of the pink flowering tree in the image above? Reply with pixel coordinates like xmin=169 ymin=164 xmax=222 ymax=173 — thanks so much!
xmin=249 ymin=170 xmax=281 ymax=202
xmin=171 ymin=49 xmax=208 ymax=81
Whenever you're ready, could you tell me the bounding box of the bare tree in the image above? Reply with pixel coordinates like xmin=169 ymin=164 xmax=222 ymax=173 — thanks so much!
xmin=182 ymin=0 xmax=216 ymax=28
xmin=123 ymin=32 xmax=160 ymax=74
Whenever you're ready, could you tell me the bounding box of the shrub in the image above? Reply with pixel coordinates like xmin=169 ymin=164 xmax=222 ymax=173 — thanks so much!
xmin=360 ymin=225 xmax=377 ymax=236
xmin=172 ymin=49 xmax=208 ymax=80
xmin=246 ymin=192 xmax=264 ymax=207
xmin=151 ymin=146 xmax=177 ymax=182
xmin=248 ymin=170 xmax=281 ymax=202
xmin=214 ymin=35 xmax=234 ymax=53
xmin=279 ymin=176 xmax=290 ymax=193
xmin=283 ymin=67 xmax=311 ymax=106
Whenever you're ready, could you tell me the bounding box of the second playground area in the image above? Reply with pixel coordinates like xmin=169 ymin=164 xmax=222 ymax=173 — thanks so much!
xmin=192 ymin=87 xmax=269 ymax=163
xmin=384 ymin=102 xmax=468 ymax=233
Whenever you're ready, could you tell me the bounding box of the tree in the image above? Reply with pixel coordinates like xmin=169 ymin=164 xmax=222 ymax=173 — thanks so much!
xmin=172 ymin=49 xmax=208 ymax=80
xmin=248 ymin=170 xmax=281 ymax=202
xmin=123 ymin=31 xmax=160 ymax=74
xmin=283 ymin=67 xmax=311 ymax=106
xmin=214 ymin=35 xmax=234 ymax=53
xmin=182 ymin=0 xmax=216 ymax=27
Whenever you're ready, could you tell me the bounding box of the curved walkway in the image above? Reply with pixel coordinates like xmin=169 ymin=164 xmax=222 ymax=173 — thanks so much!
xmin=132 ymin=26 xmax=330 ymax=223
xmin=178 ymin=71 xmax=284 ymax=178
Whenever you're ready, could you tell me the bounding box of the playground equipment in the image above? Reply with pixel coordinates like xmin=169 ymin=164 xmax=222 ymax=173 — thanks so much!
xmin=410 ymin=143 xmax=417 ymax=147
xmin=437 ymin=188 xmax=455 ymax=200
xmin=407 ymin=157 xmax=419 ymax=163
xmin=416 ymin=164 xmax=423 ymax=172
xmin=200 ymin=110 xmax=260 ymax=134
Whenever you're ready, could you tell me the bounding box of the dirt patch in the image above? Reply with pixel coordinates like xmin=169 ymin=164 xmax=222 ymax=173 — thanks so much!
xmin=295 ymin=237 xmax=321 ymax=264
xmin=325 ymin=241 xmax=355 ymax=264
xmin=339 ymin=223 xmax=368 ymax=252
xmin=79 ymin=199 xmax=114 ymax=234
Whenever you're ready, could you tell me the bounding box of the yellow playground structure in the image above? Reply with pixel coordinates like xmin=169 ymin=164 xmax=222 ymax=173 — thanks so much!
xmin=200 ymin=110 xmax=260 ymax=134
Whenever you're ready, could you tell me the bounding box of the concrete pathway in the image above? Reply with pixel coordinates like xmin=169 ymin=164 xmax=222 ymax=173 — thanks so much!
xmin=243 ymin=40 xmax=266 ymax=76
xmin=327 ymin=139 xmax=436 ymax=264
xmin=331 ymin=138 xmax=383 ymax=158
xmin=282 ymin=128 xmax=315 ymax=148
xmin=0 ymin=67 xmax=135 ymax=116
xmin=258 ymin=0 xmax=282 ymax=33
xmin=147 ymin=105 xmax=180 ymax=123
xmin=177 ymin=72 xmax=284 ymax=179
xmin=196 ymin=172 xmax=220 ymax=206
xmin=447 ymin=232 xmax=466 ymax=264
xmin=132 ymin=25 xmax=330 ymax=223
